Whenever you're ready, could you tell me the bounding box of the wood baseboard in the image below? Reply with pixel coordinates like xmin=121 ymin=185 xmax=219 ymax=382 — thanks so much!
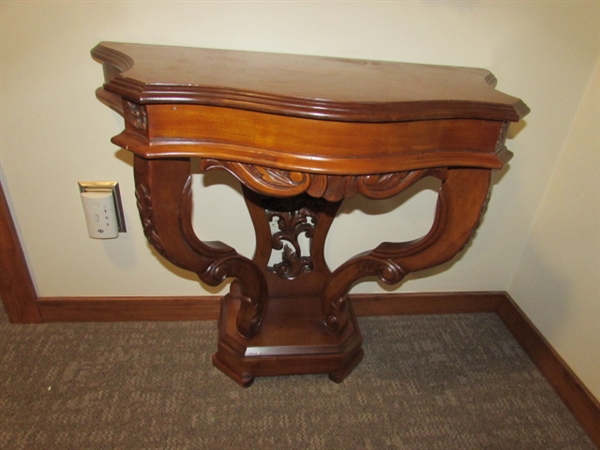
xmin=1 ymin=180 xmax=598 ymax=446
xmin=36 ymin=291 xmax=504 ymax=323
xmin=351 ymin=291 xmax=504 ymax=316
xmin=37 ymin=296 xmax=221 ymax=322
xmin=496 ymin=294 xmax=600 ymax=447
xmin=0 ymin=182 xmax=41 ymax=323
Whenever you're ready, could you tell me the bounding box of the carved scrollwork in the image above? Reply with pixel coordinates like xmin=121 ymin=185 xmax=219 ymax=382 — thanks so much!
xmin=237 ymin=292 xmax=263 ymax=338
xmin=259 ymin=195 xmax=328 ymax=280
xmin=202 ymin=260 xmax=266 ymax=337
xmin=201 ymin=159 xmax=311 ymax=197
xmin=321 ymin=168 xmax=492 ymax=336
xmin=322 ymin=257 xmax=405 ymax=335
xmin=266 ymin=200 xmax=319 ymax=279
xmin=135 ymin=183 xmax=166 ymax=257
xmin=357 ymin=258 xmax=405 ymax=285
xmin=201 ymin=159 xmax=443 ymax=202
xmin=324 ymin=295 xmax=347 ymax=332
xmin=133 ymin=157 xmax=267 ymax=340
xmin=356 ymin=169 xmax=446 ymax=199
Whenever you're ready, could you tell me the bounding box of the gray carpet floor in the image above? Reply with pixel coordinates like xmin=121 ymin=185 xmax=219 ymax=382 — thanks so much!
xmin=0 ymin=305 xmax=594 ymax=449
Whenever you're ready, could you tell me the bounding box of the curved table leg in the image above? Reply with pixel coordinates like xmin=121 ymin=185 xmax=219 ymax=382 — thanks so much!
xmin=134 ymin=158 xmax=492 ymax=385
xmin=322 ymin=168 xmax=492 ymax=335
xmin=133 ymin=156 xmax=267 ymax=338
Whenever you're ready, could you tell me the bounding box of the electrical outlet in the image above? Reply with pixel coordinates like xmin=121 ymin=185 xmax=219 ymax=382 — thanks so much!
xmin=78 ymin=182 xmax=126 ymax=239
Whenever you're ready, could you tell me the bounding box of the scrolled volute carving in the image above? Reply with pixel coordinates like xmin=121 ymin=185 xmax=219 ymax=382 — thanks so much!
xmin=201 ymin=159 xmax=310 ymax=197
xmin=357 ymin=257 xmax=406 ymax=285
xmin=322 ymin=256 xmax=406 ymax=336
xmin=237 ymin=292 xmax=264 ymax=338
xmin=356 ymin=169 xmax=443 ymax=199
xmin=134 ymin=157 xmax=267 ymax=340
xmin=201 ymin=258 xmax=232 ymax=286
xmin=200 ymin=159 xmax=444 ymax=202
xmin=323 ymin=295 xmax=347 ymax=334
xmin=201 ymin=257 xmax=266 ymax=338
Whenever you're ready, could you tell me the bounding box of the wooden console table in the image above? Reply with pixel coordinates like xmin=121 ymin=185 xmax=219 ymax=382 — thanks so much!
xmin=92 ymin=42 xmax=528 ymax=386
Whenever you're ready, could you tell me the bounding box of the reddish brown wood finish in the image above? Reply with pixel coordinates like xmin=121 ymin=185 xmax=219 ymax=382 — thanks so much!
xmin=0 ymin=182 xmax=41 ymax=323
xmin=91 ymin=42 xmax=528 ymax=386
xmin=91 ymin=42 xmax=528 ymax=122
xmin=133 ymin=157 xmax=267 ymax=339
xmin=33 ymin=292 xmax=504 ymax=323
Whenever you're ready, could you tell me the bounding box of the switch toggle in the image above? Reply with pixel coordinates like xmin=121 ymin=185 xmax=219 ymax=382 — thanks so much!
xmin=78 ymin=182 xmax=126 ymax=239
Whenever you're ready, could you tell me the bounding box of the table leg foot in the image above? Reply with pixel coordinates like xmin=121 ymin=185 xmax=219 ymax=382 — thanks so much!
xmin=329 ymin=348 xmax=364 ymax=383
xmin=211 ymin=353 xmax=255 ymax=388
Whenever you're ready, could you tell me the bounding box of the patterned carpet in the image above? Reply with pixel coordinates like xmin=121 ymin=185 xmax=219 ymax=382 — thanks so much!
xmin=0 ymin=306 xmax=594 ymax=449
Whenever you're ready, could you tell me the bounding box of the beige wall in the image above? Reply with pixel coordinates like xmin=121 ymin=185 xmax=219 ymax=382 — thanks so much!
xmin=1 ymin=2 xmax=598 ymax=396
xmin=509 ymin=60 xmax=600 ymax=400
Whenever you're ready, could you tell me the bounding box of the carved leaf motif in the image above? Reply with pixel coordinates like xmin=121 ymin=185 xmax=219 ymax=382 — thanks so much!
xmin=357 ymin=170 xmax=434 ymax=199
xmin=200 ymin=159 xmax=310 ymax=197
xmin=266 ymin=201 xmax=319 ymax=280
xmin=201 ymin=159 xmax=446 ymax=202
xmin=124 ymin=100 xmax=148 ymax=131
xmin=135 ymin=183 xmax=166 ymax=257
xmin=257 ymin=166 xmax=307 ymax=187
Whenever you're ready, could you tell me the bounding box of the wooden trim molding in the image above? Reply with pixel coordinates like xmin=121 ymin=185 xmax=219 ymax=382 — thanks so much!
xmin=0 ymin=182 xmax=41 ymax=323
xmin=1 ymin=180 xmax=598 ymax=445
xmin=497 ymin=295 xmax=600 ymax=446
xmin=34 ymin=292 xmax=504 ymax=323
xmin=37 ymin=296 xmax=220 ymax=322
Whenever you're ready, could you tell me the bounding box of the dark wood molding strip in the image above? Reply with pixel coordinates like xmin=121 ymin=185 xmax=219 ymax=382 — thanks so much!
xmin=351 ymin=291 xmax=504 ymax=316
xmin=496 ymin=294 xmax=600 ymax=447
xmin=36 ymin=291 xmax=504 ymax=323
xmin=0 ymin=181 xmax=41 ymax=323
xmin=37 ymin=296 xmax=220 ymax=322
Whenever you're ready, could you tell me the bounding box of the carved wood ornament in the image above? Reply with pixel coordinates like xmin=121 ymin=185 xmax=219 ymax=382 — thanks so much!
xmin=93 ymin=42 xmax=528 ymax=386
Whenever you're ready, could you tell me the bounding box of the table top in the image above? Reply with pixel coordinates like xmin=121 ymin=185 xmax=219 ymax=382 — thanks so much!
xmin=93 ymin=42 xmax=529 ymax=175
xmin=92 ymin=41 xmax=528 ymax=123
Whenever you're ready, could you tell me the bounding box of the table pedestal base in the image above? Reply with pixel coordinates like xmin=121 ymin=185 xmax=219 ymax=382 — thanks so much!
xmin=212 ymin=284 xmax=363 ymax=387
xmin=132 ymin=157 xmax=494 ymax=386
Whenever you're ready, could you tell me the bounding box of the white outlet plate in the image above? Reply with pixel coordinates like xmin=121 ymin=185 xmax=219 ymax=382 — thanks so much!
xmin=78 ymin=181 xmax=126 ymax=232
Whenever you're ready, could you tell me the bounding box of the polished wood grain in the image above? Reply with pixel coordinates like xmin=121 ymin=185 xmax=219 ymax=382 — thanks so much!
xmin=113 ymin=105 xmax=511 ymax=173
xmin=91 ymin=42 xmax=529 ymax=386
xmin=91 ymin=42 xmax=528 ymax=122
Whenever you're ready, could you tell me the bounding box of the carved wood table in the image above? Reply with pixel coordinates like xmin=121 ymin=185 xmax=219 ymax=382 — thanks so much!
xmin=92 ymin=42 xmax=528 ymax=387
